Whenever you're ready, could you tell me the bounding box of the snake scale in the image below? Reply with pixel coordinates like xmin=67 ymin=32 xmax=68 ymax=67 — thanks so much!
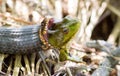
xmin=0 ymin=25 xmax=42 ymax=54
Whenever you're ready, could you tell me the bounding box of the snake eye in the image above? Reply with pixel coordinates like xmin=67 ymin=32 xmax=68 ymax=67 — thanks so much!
xmin=63 ymin=28 xmax=69 ymax=34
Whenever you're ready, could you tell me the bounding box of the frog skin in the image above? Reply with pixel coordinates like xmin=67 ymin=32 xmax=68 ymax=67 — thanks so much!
xmin=47 ymin=16 xmax=80 ymax=61
xmin=0 ymin=16 xmax=80 ymax=55
xmin=48 ymin=16 xmax=80 ymax=48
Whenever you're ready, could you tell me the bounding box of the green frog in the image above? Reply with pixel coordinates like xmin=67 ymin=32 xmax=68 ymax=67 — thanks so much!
xmin=47 ymin=16 xmax=80 ymax=61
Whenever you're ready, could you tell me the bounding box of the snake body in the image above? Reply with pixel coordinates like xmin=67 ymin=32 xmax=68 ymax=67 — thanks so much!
xmin=0 ymin=25 xmax=42 ymax=54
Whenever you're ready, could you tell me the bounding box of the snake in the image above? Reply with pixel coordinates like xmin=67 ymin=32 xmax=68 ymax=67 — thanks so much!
xmin=0 ymin=16 xmax=80 ymax=55
xmin=0 ymin=24 xmax=42 ymax=54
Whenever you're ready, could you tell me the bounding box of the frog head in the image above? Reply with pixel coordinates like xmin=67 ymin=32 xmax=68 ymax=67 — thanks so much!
xmin=48 ymin=16 xmax=80 ymax=49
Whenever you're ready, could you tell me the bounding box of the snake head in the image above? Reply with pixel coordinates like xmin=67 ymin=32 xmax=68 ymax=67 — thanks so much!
xmin=48 ymin=16 xmax=80 ymax=49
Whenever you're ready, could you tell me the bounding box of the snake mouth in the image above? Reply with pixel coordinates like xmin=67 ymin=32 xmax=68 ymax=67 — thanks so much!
xmin=39 ymin=18 xmax=56 ymax=50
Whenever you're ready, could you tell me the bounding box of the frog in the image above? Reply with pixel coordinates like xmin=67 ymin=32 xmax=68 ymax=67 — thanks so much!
xmin=47 ymin=16 xmax=80 ymax=61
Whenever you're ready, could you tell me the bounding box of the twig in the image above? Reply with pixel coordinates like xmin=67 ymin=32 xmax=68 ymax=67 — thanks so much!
xmin=0 ymin=54 xmax=5 ymax=71
xmin=107 ymin=17 xmax=120 ymax=44
xmin=119 ymin=34 xmax=120 ymax=46
xmin=1 ymin=0 xmax=6 ymax=13
xmin=92 ymin=56 xmax=118 ymax=76
xmin=48 ymin=0 xmax=55 ymax=9
xmin=41 ymin=63 xmax=49 ymax=76
xmin=66 ymin=67 xmax=72 ymax=76
xmin=6 ymin=58 xmax=12 ymax=75
xmin=36 ymin=59 xmax=42 ymax=73
xmin=13 ymin=55 xmax=22 ymax=76
xmin=68 ymin=0 xmax=78 ymax=17
xmin=24 ymin=55 xmax=31 ymax=75
xmin=46 ymin=59 xmax=56 ymax=64
xmin=39 ymin=51 xmax=51 ymax=76
xmin=0 ymin=71 xmax=6 ymax=76
xmin=85 ymin=1 xmax=107 ymax=41
xmin=107 ymin=3 xmax=120 ymax=18
xmin=31 ymin=53 xmax=36 ymax=75
xmin=86 ymin=40 xmax=115 ymax=53
xmin=55 ymin=0 xmax=62 ymax=19
xmin=76 ymin=0 xmax=80 ymax=17
xmin=20 ymin=67 xmax=26 ymax=76
xmin=86 ymin=40 xmax=120 ymax=60
xmin=0 ymin=19 xmax=21 ymax=27
xmin=0 ymin=13 xmax=35 ymax=25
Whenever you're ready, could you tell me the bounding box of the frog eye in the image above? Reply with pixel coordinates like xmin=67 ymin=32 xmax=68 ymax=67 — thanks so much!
xmin=63 ymin=28 xmax=69 ymax=34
